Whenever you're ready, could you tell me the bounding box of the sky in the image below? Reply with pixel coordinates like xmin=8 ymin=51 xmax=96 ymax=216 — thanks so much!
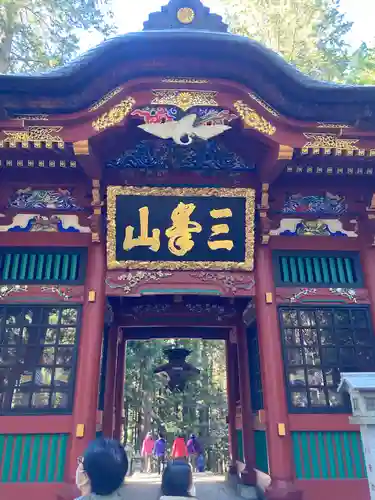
xmin=80 ymin=0 xmax=375 ymax=53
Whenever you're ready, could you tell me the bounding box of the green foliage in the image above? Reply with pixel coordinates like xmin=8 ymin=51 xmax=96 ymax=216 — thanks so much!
xmin=0 ymin=0 xmax=115 ymax=73
xmin=221 ymin=0 xmax=353 ymax=82
xmin=345 ymin=42 xmax=375 ymax=84
xmin=124 ymin=339 xmax=229 ymax=471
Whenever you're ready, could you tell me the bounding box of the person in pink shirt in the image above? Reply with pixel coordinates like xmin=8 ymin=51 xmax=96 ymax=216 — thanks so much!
xmin=141 ymin=432 xmax=155 ymax=473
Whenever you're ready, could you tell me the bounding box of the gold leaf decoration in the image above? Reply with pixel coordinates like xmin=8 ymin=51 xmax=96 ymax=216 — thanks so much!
xmin=1 ymin=126 xmax=64 ymax=148
xmin=233 ymin=100 xmax=276 ymax=136
xmin=248 ymin=93 xmax=279 ymax=117
xmin=161 ymin=78 xmax=209 ymax=84
xmin=14 ymin=115 xmax=49 ymax=121
xmin=177 ymin=7 xmax=195 ymax=24
xmin=151 ymin=90 xmax=218 ymax=112
xmin=88 ymin=87 xmax=123 ymax=112
xmin=317 ymin=123 xmax=351 ymax=129
xmin=92 ymin=97 xmax=136 ymax=132
xmin=302 ymin=133 xmax=359 ymax=152
xmin=106 ymin=186 xmax=255 ymax=271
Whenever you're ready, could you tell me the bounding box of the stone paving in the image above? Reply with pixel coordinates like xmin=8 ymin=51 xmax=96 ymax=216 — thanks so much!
xmin=125 ymin=472 xmax=238 ymax=500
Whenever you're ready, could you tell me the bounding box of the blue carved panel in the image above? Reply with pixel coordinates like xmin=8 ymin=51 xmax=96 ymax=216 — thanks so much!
xmin=282 ymin=193 xmax=347 ymax=215
xmin=8 ymin=188 xmax=82 ymax=210
xmin=106 ymin=139 xmax=255 ymax=171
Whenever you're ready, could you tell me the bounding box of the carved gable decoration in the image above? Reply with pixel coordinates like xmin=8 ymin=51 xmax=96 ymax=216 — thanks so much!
xmin=143 ymin=0 xmax=228 ymax=33
xmin=282 ymin=193 xmax=347 ymax=215
xmin=8 ymin=188 xmax=83 ymax=211
xmin=131 ymin=105 xmax=237 ymax=145
xmin=106 ymin=139 xmax=255 ymax=171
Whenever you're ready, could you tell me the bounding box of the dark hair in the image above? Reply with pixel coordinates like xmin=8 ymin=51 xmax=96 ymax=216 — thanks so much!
xmin=161 ymin=461 xmax=193 ymax=497
xmin=83 ymin=438 xmax=128 ymax=496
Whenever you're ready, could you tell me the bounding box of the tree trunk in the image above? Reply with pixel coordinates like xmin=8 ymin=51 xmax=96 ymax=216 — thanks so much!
xmin=0 ymin=4 xmax=18 ymax=74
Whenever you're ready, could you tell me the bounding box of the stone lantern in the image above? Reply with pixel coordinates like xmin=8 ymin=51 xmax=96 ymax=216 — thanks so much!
xmin=339 ymin=372 xmax=375 ymax=500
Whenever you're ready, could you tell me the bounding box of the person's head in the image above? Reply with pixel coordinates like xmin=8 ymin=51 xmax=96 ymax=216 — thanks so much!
xmin=82 ymin=438 xmax=128 ymax=496
xmin=161 ymin=461 xmax=193 ymax=497
xmin=159 ymin=432 xmax=164 ymax=439
xmin=190 ymin=434 xmax=196 ymax=440
xmin=147 ymin=432 xmax=153 ymax=438
xmin=177 ymin=432 xmax=184 ymax=439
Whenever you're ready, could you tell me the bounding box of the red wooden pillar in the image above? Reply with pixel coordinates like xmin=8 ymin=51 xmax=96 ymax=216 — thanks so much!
xmin=226 ymin=338 xmax=239 ymax=473
xmin=236 ymin=323 xmax=257 ymax=485
xmin=102 ymin=325 xmax=119 ymax=438
xmin=68 ymin=243 xmax=106 ymax=478
xmin=113 ymin=332 xmax=126 ymax=441
xmin=255 ymin=245 xmax=302 ymax=500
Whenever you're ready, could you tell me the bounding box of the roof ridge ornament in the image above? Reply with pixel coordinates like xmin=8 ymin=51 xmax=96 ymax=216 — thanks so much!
xmin=143 ymin=0 xmax=228 ymax=33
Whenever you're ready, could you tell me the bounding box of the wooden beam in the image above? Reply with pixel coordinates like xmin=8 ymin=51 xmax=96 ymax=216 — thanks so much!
xmin=258 ymin=143 xmax=283 ymax=183
xmin=73 ymin=139 xmax=103 ymax=179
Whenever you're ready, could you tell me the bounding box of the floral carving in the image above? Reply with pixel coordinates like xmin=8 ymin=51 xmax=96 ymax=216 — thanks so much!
xmin=185 ymin=303 xmax=236 ymax=321
xmin=151 ymin=90 xmax=218 ymax=112
xmin=234 ymin=100 xmax=276 ymax=136
xmin=289 ymin=288 xmax=317 ymax=303
xmin=193 ymin=272 xmax=255 ymax=294
xmin=92 ymin=97 xmax=135 ymax=132
xmin=302 ymin=133 xmax=359 ymax=152
xmin=329 ymin=288 xmax=357 ymax=303
xmin=0 ymin=285 xmax=28 ymax=299
xmin=106 ymin=271 xmax=173 ymax=294
xmin=1 ymin=126 xmax=63 ymax=148
xmin=40 ymin=286 xmax=73 ymax=300
xmin=131 ymin=304 xmax=172 ymax=315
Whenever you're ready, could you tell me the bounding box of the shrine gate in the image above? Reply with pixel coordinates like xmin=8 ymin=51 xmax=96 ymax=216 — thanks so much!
xmin=0 ymin=1 xmax=375 ymax=499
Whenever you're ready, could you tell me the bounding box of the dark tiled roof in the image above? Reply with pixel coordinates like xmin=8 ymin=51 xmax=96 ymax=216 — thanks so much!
xmin=0 ymin=0 xmax=374 ymax=127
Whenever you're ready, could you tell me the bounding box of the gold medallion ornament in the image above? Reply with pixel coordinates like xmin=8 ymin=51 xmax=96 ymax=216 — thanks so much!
xmin=151 ymin=90 xmax=218 ymax=112
xmin=177 ymin=7 xmax=195 ymax=24
xmin=92 ymin=97 xmax=135 ymax=132
xmin=234 ymin=100 xmax=276 ymax=136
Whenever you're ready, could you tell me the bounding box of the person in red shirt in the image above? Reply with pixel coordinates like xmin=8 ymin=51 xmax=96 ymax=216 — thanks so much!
xmin=171 ymin=433 xmax=188 ymax=460
xmin=141 ymin=432 xmax=155 ymax=473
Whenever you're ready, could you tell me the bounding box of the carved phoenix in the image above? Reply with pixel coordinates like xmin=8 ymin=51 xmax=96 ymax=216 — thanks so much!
xmin=138 ymin=113 xmax=232 ymax=145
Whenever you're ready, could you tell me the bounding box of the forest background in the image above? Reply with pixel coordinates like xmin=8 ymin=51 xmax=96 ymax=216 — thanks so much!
xmin=0 ymin=0 xmax=375 ymax=83
xmin=124 ymin=339 xmax=229 ymax=472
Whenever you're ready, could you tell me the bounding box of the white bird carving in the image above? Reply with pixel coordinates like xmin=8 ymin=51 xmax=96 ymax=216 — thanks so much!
xmin=137 ymin=113 xmax=232 ymax=145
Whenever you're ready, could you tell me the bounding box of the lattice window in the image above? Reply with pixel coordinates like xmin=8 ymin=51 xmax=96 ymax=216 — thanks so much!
xmin=0 ymin=305 xmax=81 ymax=414
xmin=280 ymin=306 xmax=375 ymax=412
xmin=274 ymin=251 xmax=362 ymax=287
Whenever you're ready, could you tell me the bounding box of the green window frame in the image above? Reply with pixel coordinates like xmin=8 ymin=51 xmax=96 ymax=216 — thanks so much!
xmin=273 ymin=251 xmax=363 ymax=288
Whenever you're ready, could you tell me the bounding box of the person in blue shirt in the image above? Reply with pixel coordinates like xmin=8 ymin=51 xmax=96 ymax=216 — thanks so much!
xmin=196 ymin=454 xmax=205 ymax=473
xmin=154 ymin=432 xmax=167 ymax=474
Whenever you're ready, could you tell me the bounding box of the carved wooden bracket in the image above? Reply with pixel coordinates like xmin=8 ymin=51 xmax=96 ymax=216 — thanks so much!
xmin=90 ymin=179 xmax=104 ymax=243
xmin=259 ymin=183 xmax=271 ymax=244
